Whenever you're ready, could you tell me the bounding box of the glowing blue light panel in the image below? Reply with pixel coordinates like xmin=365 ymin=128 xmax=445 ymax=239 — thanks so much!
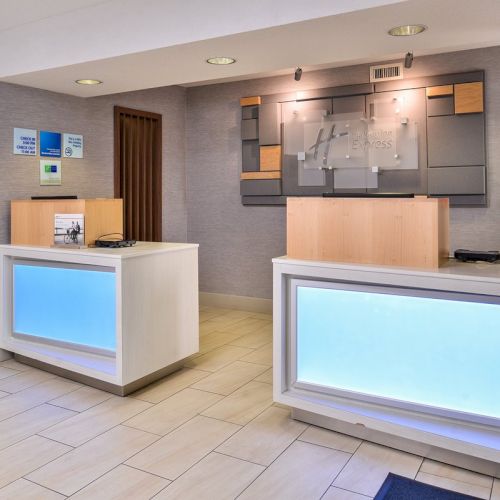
xmin=296 ymin=285 xmax=500 ymax=421
xmin=13 ymin=264 xmax=116 ymax=352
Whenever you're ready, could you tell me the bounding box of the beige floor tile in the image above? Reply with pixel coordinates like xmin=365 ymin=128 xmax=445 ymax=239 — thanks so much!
xmin=71 ymin=464 xmax=169 ymax=500
xmin=221 ymin=310 xmax=256 ymax=321
xmin=415 ymin=472 xmax=491 ymax=499
xmin=219 ymin=318 xmax=270 ymax=336
xmin=0 ymin=359 xmax=32 ymax=371
xmin=217 ymin=406 xmax=307 ymax=466
xmin=420 ymin=459 xmax=493 ymax=489
xmin=239 ymin=440 xmax=351 ymax=500
xmin=0 ymin=366 xmax=19 ymax=380
xmin=322 ymin=486 xmax=372 ymax=499
xmin=127 ymin=415 xmax=240 ymax=479
xmin=198 ymin=331 xmax=241 ymax=354
xmin=299 ymin=426 xmax=362 ymax=454
xmin=240 ymin=342 xmax=273 ymax=366
xmin=130 ymin=368 xmax=209 ymax=404
xmin=153 ymin=452 xmax=264 ymax=500
xmin=492 ymin=478 xmax=500 ymax=499
xmin=184 ymin=345 xmax=253 ymax=372
xmin=27 ymin=425 xmax=158 ymax=496
xmin=125 ymin=388 xmax=222 ymax=435
xmin=0 ymin=403 xmax=76 ymax=450
xmin=0 ymin=368 xmax=56 ymax=393
xmin=49 ymin=385 xmax=113 ymax=412
xmin=229 ymin=328 xmax=273 ymax=349
xmin=248 ymin=312 xmax=273 ymax=321
xmin=0 ymin=435 xmax=71 ymax=489
xmin=0 ymin=478 xmax=65 ymax=500
xmin=39 ymin=395 xmax=152 ymax=446
xmin=191 ymin=361 xmax=268 ymax=395
xmin=333 ymin=442 xmax=422 ymax=497
xmin=254 ymin=367 xmax=273 ymax=384
xmin=201 ymin=381 xmax=273 ymax=425
xmin=0 ymin=378 xmax=81 ymax=421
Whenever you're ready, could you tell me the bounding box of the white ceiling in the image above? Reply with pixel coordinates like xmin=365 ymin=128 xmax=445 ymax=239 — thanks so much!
xmin=1 ymin=0 xmax=499 ymax=97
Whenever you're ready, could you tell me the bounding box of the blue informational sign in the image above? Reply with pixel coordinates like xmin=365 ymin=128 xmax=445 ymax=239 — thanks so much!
xmin=40 ymin=130 xmax=62 ymax=157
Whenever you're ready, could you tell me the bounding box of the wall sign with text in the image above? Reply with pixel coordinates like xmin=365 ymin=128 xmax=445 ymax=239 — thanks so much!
xmin=13 ymin=128 xmax=37 ymax=155
xmin=40 ymin=160 xmax=62 ymax=186
xmin=40 ymin=131 xmax=62 ymax=158
xmin=63 ymin=133 xmax=84 ymax=158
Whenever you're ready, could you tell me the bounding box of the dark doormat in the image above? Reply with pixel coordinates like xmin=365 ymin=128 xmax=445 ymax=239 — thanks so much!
xmin=374 ymin=473 xmax=481 ymax=500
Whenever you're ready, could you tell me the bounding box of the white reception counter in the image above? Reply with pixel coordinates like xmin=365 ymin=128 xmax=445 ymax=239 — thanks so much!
xmin=273 ymin=256 xmax=500 ymax=477
xmin=0 ymin=242 xmax=199 ymax=395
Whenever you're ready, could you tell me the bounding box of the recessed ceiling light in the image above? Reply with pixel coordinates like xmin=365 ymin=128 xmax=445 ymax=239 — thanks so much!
xmin=75 ymin=79 xmax=102 ymax=85
xmin=388 ymin=24 xmax=427 ymax=36
xmin=206 ymin=56 xmax=236 ymax=65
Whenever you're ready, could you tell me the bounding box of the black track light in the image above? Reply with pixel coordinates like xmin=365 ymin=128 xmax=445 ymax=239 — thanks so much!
xmin=404 ymin=51 xmax=414 ymax=69
xmin=294 ymin=67 xmax=302 ymax=81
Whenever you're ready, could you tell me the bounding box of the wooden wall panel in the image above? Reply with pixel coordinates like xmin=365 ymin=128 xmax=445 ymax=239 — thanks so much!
xmin=454 ymin=82 xmax=484 ymax=114
xmin=240 ymin=96 xmax=261 ymax=107
xmin=260 ymin=145 xmax=281 ymax=171
xmin=241 ymin=171 xmax=281 ymax=180
xmin=287 ymin=197 xmax=449 ymax=269
xmin=426 ymin=85 xmax=454 ymax=97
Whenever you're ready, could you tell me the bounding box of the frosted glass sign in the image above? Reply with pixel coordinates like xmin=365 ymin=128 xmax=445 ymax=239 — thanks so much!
xmin=303 ymin=113 xmax=418 ymax=171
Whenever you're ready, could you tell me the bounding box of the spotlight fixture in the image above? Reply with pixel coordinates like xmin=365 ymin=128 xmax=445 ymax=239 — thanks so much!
xmin=206 ymin=56 xmax=236 ymax=65
xmin=75 ymin=79 xmax=102 ymax=85
xmin=388 ymin=24 xmax=427 ymax=36
xmin=294 ymin=67 xmax=302 ymax=81
xmin=404 ymin=51 xmax=414 ymax=69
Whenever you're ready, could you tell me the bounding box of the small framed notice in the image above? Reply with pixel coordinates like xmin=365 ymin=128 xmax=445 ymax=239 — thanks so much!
xmin=40 ymin=160 xmax=62 ymax=186
xmin=63 ymin=133 xmax=83 ymax=158
xmin=13 ymin=128 xmax=37 ymax=155
xmin=54 ymin=214 xmax=85 ymax=246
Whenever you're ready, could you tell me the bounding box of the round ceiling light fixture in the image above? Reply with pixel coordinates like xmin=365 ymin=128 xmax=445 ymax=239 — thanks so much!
xmin=75 ymin=79 xmax=103 ymax=85
xmin=388 ymin=24 xmax=427 ymax=36
xmin=206 ymin=56 xmax=236 ymax=65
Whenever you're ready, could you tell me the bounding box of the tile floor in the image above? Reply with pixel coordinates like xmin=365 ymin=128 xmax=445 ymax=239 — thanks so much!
xmin=0 ymin=306 xmax=498 ymax=499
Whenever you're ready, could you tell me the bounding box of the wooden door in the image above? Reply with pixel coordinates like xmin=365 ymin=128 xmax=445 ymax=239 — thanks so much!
xmin=114 ymin=106 xmax=162 ymax=241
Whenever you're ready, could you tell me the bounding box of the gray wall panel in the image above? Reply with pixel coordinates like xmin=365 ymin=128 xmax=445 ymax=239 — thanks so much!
xmin=242 ymin=140 xmax=260 ymax=171
xmin=240 ymin=179 xmax=281 ymax=196
xmin=427 ymin=96 xmax=454 ymax=116
xmin=428 ymin=166 xmax=486 ymax=195
xmin=428 ymin=114 xmax=485 ymax=167
xmin=241 ymin=119 xmax=258 ymax=140
xmin=259 ymin=103 xmax=281 ymax=145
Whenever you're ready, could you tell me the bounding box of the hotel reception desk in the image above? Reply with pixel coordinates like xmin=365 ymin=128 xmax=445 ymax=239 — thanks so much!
xmin=273 ymin=256 xmax=500 ymax=477
xmin=0 ymin=242 xmax=199 ymax=395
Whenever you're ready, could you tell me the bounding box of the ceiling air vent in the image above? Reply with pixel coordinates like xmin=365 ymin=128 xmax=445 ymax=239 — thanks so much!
xmin=369 ymin=63 xmax=404 ymax=82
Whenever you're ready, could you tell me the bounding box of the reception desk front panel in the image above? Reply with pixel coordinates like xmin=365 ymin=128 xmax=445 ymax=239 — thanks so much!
xmin=13 ymin=261 xmax=116 ymax=353
xmin=294 ymin=281 xmax=500 ymax=425
xmin=274 ymin=257 xmax=500 ymax=476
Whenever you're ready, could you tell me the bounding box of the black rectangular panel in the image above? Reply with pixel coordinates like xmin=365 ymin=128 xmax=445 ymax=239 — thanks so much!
xmin=332 ymin=95 xmax=365 ymax=114
xmin=241 ymin=119 xmax=258 ymax=140
xmin=242 ymin=195 xmax=287 ymax=205
xmin=240 ymin=179 xmax=281 ymax=196
xmin=427 ymin=114 xmax=485 ymax=167
xmin=428 ymin=166 xmax=486 ymax=195
xmin=242 ymin=140 xmax=259 ymax=172
xmin=427 ymin=96 xmax=454 ymax=116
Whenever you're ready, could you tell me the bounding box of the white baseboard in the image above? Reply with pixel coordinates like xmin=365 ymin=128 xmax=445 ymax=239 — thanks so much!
xmin=199 ymin=292 xmax=272 ymax=314
xmin=0 ymin=349 xmax=12 ymax=362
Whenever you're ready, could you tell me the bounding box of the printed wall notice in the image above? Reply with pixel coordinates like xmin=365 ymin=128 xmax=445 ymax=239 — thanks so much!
xmin=13 ymin=128 xmax=37 ymax=155
xmin=40 ymin=160 xmax=62 ymax=186
xmin=63 ymin=133 xmax=83 ymax=158
xmin=40 ymin=130 xmax=62 ymax=157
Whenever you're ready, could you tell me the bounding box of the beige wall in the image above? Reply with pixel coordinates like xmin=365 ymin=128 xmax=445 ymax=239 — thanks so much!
xmin=186 ymin=45 xmax=500 ymax=299
xmin=0 ymin=84 xmax=187 ymax=244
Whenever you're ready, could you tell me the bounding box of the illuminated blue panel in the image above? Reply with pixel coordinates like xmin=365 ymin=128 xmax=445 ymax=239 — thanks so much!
xmin=13 ymin=264 xmax=116 ymax=352
xmin=296 ymin=285 xmax=500 ymax=421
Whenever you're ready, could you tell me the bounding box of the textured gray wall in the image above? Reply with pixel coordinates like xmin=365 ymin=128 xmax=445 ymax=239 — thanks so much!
xmin=186 ymin=46 xmax=500 ymax=299
xmin=0 ymin=83 xmax=187 ymax=244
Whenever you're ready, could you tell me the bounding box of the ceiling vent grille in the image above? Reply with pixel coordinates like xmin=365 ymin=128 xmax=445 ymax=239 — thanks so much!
xmin=369 ymin=63 xmax=404 ymax=82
